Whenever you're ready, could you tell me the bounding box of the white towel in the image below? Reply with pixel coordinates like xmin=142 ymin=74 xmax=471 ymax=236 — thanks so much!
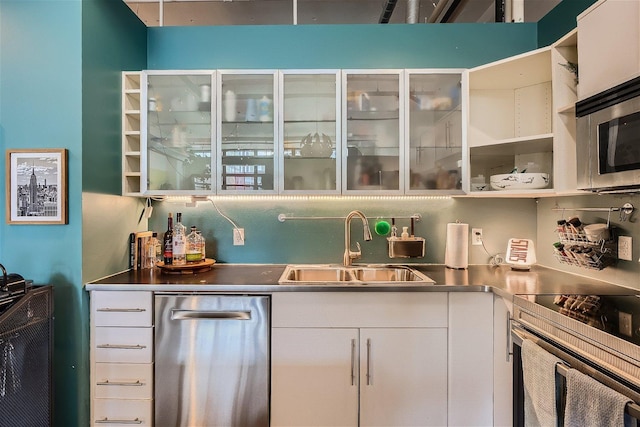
xmin=564 ymin=368 xmax=632 ymax=427
xmin=522 ymin=339 xmax=563 ymax=427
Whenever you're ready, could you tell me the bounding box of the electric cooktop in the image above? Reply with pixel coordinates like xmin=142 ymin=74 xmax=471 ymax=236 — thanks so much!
xmin=522 ymin=293 xmax=640 ymax=347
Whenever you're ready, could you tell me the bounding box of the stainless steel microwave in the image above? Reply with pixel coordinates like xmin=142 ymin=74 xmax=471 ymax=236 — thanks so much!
xmin=576 ymin=76 xmax=640 ymax=193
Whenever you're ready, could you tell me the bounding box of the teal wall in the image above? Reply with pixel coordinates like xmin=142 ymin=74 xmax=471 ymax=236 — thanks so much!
xmin=0 ymin=1 xmax=146 ymax=426
xmin=0 ymin=2 xmax=84 ymax=424
xmin=148 ymin=23 xmax=538 ymax=69
xmin=537 ymin=0 xmax=596 ymax=47
xmin=82 ymin=0 xmax=147 ymax=195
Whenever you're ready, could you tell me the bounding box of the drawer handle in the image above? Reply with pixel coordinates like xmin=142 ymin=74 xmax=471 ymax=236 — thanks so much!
xmin=95 ymin=417 xmax=143 ymax=425
xmin=97 ymin=308 xmax=146 ymax=313
xmin=171 ymin=309 xmax=251 ymax=321
xmin=97 ymin=380 xmax=145 ymax=386
xmin=97 ymin=344 xmax=146 ymax=350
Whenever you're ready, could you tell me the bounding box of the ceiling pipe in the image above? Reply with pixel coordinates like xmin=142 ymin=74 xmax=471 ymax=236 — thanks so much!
xmin=378 ymin=0 xmax=398 ymax=24
xmin=406 ymin=0 xmax=419 ymax=23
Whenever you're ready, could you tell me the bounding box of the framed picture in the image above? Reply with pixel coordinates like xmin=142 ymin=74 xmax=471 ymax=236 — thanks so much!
xmin=5 ymin=148 xmax=68 ymax=225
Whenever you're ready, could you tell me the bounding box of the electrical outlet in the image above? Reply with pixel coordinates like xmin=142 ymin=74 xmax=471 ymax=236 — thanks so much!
xmin=619 ymin=311 xmax=633 ymax=337
xmin=233 ymin=228 xmax=245 ymax=246
xmin=472 ymin=228 xmax=483 ymax=246
xmin=618 ymin=235 xmax=633 ymax=261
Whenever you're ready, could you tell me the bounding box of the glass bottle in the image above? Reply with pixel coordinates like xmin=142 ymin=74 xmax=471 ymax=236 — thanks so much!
xmin=186 ymin=226 xmax=202 ymax=263
xmin=197 ymin=230 xmax=206 ymax=261
xmin=163 ymin=213 xmax=173 ymax=265
xmin=153 ymin=232 xmax=162 ymax=266
xmin=173 ymin=212 xmax=187 ymax=266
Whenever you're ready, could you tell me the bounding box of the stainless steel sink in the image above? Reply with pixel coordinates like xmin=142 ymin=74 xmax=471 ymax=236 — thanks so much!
xmin=278 ymin=264 xmax=434 ymax=285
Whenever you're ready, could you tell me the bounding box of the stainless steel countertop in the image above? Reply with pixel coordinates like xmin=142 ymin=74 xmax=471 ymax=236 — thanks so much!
xmin=85 ymin=263 xmax=639 ymax=299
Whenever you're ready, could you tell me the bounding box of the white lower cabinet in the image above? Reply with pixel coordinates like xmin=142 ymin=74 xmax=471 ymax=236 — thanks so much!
xmin=90 ymin=291 xmax=154 ymax=427
xmin=448 ymin=292 xmax=494 ymax=426
xmin=271 ymin=292 xmax=448 ymax=427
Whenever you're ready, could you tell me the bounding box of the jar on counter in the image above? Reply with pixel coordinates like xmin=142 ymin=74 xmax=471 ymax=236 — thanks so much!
xmin=186 ymin=226 xmax=203 ymax=263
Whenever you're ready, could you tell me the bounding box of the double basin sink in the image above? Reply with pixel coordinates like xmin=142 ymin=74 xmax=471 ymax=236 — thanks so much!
xmin=278 ymin=264 xmax=435 ymax=286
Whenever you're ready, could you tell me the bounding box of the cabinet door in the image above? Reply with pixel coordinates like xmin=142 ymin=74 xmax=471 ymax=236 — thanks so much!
xmin=143 ymin=71 xmax=214 ymax=194
xmin=359 ymin=328 xmax=448 ymax=427
xmin=578 ymin=0 xmax=640 ymax=99
xmin=280 ymin=71 xmax=341 ymax=193
xmin=343 ymin=70 xmax=404 ymax=193
xmin=449 ymin=292 xmax=494 ymax=426
xmin=271 ymin=328 xmax=359 ymax=427
xmin=494 ymin=295 xmax=513 ymax=427
xmin=218 ymin=71 xmax=278 ymax=193
xmin=406 ymin=71 xmax=464 ymax=193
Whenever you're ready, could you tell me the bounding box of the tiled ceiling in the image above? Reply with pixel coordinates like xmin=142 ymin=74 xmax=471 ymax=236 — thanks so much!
xmin=124 ymin=0 xmax=561 ymax=26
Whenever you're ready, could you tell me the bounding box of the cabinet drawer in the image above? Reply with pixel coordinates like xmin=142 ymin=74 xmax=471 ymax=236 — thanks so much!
xmin=272 ymin=292 xmax=448 ymax=328
xmin=92 ymin=291 xmax=152 ymax=327
xmin=93 ymin=398 xmax=152 ymax=426
xmin=94 ymin=363 xmax=153 ymax=399
xmin=94 ymin=327 xmax=153 ymax=363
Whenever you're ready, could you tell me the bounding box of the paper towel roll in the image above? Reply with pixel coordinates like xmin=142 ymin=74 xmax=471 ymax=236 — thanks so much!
xmin=445 ymin=222 xmax=469 ymax=269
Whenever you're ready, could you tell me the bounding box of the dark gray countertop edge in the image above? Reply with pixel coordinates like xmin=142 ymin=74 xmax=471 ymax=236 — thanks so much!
xmin=85 ymin=263 xmax=640 ymax=299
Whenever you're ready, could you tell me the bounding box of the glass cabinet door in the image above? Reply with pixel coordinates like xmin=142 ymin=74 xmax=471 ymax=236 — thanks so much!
xmin=217 ymin=71 xmax=277 ymax=193
xmin=143 ymin=72 xmax=214 ymax=194
xmin=406 ymin=71 xmax=464 ymax=193
xmin=343 ymin=71 xmax=404 ymax=193
xmin=280 ymin=71 xmax=340 ymax=193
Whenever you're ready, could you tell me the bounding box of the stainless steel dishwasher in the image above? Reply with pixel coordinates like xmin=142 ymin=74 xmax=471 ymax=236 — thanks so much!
xmin=155 ymin=293 xmax=270 ymax=427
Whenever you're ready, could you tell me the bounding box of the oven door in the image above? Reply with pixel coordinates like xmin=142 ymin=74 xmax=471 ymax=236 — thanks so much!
xmin=511 ymin=321 xmax=640 ymax=427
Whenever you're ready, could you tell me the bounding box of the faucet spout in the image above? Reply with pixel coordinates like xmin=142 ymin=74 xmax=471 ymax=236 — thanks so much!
xmin=343 ymin=210 xmax=372 ymax=266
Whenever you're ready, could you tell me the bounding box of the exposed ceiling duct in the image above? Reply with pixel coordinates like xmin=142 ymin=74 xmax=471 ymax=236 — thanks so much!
xmin=406 ymin=0 xmax=419 ymax=23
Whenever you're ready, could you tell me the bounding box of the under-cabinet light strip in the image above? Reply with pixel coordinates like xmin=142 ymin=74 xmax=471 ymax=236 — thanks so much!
xmin=160 ymin=195 xmax=453 ymax=203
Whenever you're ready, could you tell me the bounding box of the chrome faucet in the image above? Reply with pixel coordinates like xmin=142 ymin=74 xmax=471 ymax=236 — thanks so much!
xmin=343 ymin=210 xmax=373 ymax=266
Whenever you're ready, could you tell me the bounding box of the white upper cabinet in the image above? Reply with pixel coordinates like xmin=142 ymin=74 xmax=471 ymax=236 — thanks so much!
xmin=142 ymin=71 xmax=215 ymax=195
xmin=405 ymin=70 xmax=466 ymax=194
xmin=342 ymin=70 xmax=405 ymax=194
xmin=466 ymin=31 xmax=580 ymax=197
xmin=279 ymin=70 xmax=341 ymax=194
xmin=217 ymin=70 xmax=278 ymax=193
xmin=131 ymin=68 xmax=467 ymax=196
xmin=577 ymin=0 xmax=640 ymax=100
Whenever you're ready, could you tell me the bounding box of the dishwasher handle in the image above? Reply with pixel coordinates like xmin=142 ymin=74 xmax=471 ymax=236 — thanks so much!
xmin=170 ymin=309 xmax=252 ymax=321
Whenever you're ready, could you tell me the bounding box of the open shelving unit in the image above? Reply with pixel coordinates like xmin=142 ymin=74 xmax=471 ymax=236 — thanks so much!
xmin=122 ymin=72 xmax=142 ymax=196
xmin=466 ymin=29 xmax=580 ymax=197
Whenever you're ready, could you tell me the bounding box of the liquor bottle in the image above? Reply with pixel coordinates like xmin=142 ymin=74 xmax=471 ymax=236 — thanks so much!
xmin=197 ymin=230 xmax=206 ymax=261
xmin=163 ymin=213 xmax=173 ymax=265
xmin=173 ymin=212 xmax=187 ymax=266
xmin=186 ymin=226 xmax=202 ymax=263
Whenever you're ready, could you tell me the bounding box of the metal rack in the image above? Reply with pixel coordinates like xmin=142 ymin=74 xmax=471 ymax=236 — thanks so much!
xmin=551 ymin=203 xmax=634 ymax=270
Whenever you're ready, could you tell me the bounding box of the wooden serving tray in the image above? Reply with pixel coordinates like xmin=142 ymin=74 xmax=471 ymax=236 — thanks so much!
xmin=157 ymin=258 xmax=216 ymax=274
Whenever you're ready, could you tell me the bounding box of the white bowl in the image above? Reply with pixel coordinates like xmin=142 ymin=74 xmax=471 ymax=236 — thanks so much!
xmin=583 ymin=223 xmax=610 ymax=242
xmin=490 ymin=173 xmax=549 ymax=191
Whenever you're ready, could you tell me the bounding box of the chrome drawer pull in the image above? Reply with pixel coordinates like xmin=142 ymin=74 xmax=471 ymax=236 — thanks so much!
xmin=97 ymin=344 xmax=146 ymax=350
xmin=95 ymin=417 xmax=142 ymax=424
xmin=171 ymin=309 xmax=251 ymax=321
xmin=97 ymin=308 xmax=146 ymax=313
xmin=96 ymin=380 xmax=145 ymax=386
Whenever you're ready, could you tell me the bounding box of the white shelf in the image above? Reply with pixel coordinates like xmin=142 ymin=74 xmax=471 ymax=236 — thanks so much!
xmin=468 ymin=47 xmax=552 ymax=90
